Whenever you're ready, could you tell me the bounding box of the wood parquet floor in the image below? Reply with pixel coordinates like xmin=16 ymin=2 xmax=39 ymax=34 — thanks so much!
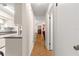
xmin=31 ymin=34 xmax=55 ymax=56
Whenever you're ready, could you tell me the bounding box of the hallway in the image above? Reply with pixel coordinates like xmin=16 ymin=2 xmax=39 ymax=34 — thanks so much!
xmin=31 ymin=34 xmax=55 ymax=56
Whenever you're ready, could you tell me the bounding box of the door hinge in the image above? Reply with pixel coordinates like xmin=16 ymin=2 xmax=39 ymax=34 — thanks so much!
xmin=56 ymin=3 xmax=58 ymax=7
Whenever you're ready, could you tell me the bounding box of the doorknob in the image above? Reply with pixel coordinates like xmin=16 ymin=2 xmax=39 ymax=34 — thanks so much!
xmin=73 ymin=45 xmax=79 ymax=50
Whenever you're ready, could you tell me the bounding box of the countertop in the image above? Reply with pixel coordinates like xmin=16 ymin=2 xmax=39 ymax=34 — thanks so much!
xmin=0 ymin=33 xmax=22 ymax=39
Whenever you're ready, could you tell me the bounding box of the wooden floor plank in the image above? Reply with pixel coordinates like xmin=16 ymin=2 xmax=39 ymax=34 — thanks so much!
xmin=31 ymin=34 xmax=55 ymax=56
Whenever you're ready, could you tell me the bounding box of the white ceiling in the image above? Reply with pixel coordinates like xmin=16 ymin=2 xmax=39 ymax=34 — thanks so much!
xmin=31 ymin=3 xmax=49 ymax=17
xmin=0 ymin=3 xmax=49 ymax=18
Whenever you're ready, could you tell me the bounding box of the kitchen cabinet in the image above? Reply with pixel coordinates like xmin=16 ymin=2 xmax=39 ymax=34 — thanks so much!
xmin=5 ymin=36 xmax=22 ymax=56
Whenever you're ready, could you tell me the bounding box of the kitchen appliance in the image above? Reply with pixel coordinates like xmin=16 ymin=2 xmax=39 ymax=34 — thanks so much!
xmin=0 ymin=39 xmax=5 ymax=56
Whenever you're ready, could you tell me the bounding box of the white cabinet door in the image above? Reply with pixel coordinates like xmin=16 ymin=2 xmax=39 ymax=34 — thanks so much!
xmin=5 ymin=38 xmax=22 ymax=56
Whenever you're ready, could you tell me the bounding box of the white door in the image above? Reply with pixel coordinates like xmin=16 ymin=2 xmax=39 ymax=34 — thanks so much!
xmin=49 ymin=13 xmax=53 ymax=50
xmin=54 ymin=3 xmax=79 ymax=56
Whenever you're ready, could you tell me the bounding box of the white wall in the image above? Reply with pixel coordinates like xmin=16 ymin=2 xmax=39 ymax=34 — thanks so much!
xmin=14 ymin=4 xmax=22 ymax=26
xmin=22 ymin=4 xmax=34 ymax=56
xmin=54 ymin=3 xmax=79 ymax=56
